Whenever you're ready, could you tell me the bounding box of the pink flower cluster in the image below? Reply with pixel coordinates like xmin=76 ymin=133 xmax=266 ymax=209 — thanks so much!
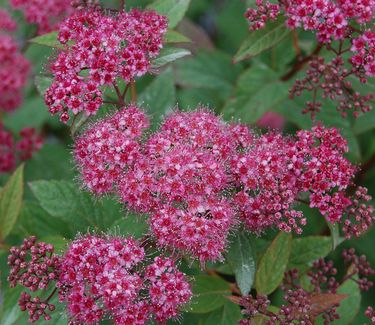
xmin=74 ymin=105 xmax=149 ymax=195
xmin=0 ymin=33 xmax=30 ymax=112
xmin=45 ymin=8 xmax=167 ymax=122
xmin=119 ymin=110 xmax=251 ymax=262
xmin=245 ymin=0 xmax=280 ymax=30
xmin=74 ymin=108 xmax=374 ymax=262
xmin=0 ymin=8 xmax=17 ymax=31
xmin=350 ymin=30 xmax=375 ymax=77
xmin=0 ymin=123 xmax=43 ymax=173
xmin=57 ymin=235 xmax=191 ymax=324
xmin=9 ymin=0 xmax=73 ymax=33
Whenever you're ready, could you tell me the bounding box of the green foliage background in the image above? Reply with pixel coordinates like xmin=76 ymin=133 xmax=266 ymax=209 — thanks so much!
xmin=0 ymin=0 xmax=374 ymax=324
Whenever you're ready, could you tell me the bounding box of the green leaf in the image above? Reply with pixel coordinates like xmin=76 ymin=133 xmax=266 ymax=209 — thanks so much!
xmin=29 ymin=31 xmax=62 ymax=48
xmin=223 ymin=64 xmax=289 ymax=123
xmin=152 ymin=47 xmax=191 ymax=68
xmin=189 ymin=275 xmax=231 ymax=313
xmin=24 ymin=144 xmax=75 ymax=181
xmin=175 ymin=50 xmax=243 ymax=99
xmin=138 ymin=67 xmax=176 ymax=128
xmin=0 ymin=165 xmax=24 ymax=240
xmin=34 ymin=75 xmax=53 ymax=97
xmin=205 ymin=301 xmax=242 ymax=324
xmin=164 ymin=29 xmax=191 ymax=43
xmin=353 ymin=109 xmax=375 ymax=135
xmin=234 ymin=18 xmax=290 ymax=63
xmin=3 ymin=96 xmax=51 ymax=132
xmin=255 ymin=231 xmax=292 ymax=295
xmin=226 ymin=232 xmax=256 ymax=296
xmin=29 ymin=180 xmax=125 ymax=233
xmin=332 ymin=277 xmax=361 ymax=324
xmin=288 ymin=236 xmax=332 ymax=271
xmin=147 ymin=0 xmax=191 ymax=29
xmin=13 ymin=200 xmax=73 ymax=239
xmin=327 ymin=221 xmax=341 ymax=251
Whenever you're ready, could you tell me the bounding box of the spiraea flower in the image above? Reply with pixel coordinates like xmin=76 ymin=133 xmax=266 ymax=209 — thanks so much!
xmin=74 ymin=105 xmax=149 ymax=195
xmin=0 ymin=123 xmax=43 ymax=173
xmin=45 ymin=8 xmax=167 ymax=122
xmin=9 ymin=0 xmax=73 ymax=33
xmin=57 ymin=235 xmax=191 ymax=324
xmin=0 ymin=8 xmax=17 ymax=31
xmin=0 ymin=33 xmax=30 ymax=112
xmin=119 ymin=110 xmax=240 ymax=263
xmin=231 ymin=132 xmax=306 ymax=234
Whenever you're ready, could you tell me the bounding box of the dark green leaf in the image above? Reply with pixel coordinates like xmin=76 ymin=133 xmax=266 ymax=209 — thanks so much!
xmin=223 ymin=64 xmax=289 ymax=123
xmin=138 ymin=67 xmax=176 ymax=128
xmin=255 ymin=232 xmax=292 ymax=295
xmin=189 ymin=275 xmax=231 ymax=313
xmin=34 ymin=75 xmax=53 ymax=97
xmin=234 ymin=18 xmax=290 ymax=63
xmin=205 ymin=301 xmax=242 ymax=324
xmin=0 ymin=165 xmax=24 ymax=240
xmin=327 ymin=221 xmax=341 ymax=251
xmin=332 ymin=277 xmax=361 ymax=324
xmin=3 ymin=96 xmax=51 ymax=132
xmin=152 ymin=47 xmax=191 ymax=68
xmin=29 ymin=31 xmax=62 ymax=48
xmin=175 ymin=51 xmax=243 ymax=99
xmin=147 ymin=0 xmax=191 ymax=29
xmin=226 ymin=232 xmax=256 ymax=296
xmin=29 ymin=180 xmax=125 ymax=233
xmin=164 ymin=30 xmax=191 ymax=43
xmin=288 ymin=236 xmax=332 ymax=271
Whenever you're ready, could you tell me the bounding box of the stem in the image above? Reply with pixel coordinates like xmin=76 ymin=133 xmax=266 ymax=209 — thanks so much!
xmin=130 ymin=80 xmax=137 ymax=103
xmin=292 ymin=30 xmax=302 ymax=57
xmin=281 ymin=44 xmax=323 ymax=81
xmin=113 ymin=82 xmax=125 ymax=106
xmin=119 ymin=0 xmax=125 ymax=10
xmin=44 ymin=287 xmax=57 ymax=303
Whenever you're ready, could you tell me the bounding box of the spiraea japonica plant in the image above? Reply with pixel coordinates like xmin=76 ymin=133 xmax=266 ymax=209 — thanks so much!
xmin=0 ymin=0 xmax=374 ymax=324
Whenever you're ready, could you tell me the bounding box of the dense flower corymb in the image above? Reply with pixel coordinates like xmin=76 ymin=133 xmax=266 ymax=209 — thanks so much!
xmin=9 ymin=235 xmax=192 ymax=324
xmin=0 ymin=8 xmax=17 ymax=31
xmin=74 ymin=105 xmax=149 ymax=195
xmin=45 ymin=8 xmax=167 ymax=122
xmin=0 ymin=123 xmax=43 ymax=173
xmin=119 ymin=110 xmax=245 ymax=263
xmin=0 ymin=33 xmax=30 ymax=112
xmin=57 ymin=235 xmax=192 ymax=324
xmin=9 ymin=0 xmax=73 ymax=33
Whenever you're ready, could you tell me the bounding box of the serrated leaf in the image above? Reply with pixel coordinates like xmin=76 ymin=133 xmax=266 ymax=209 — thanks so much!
xmin=255 ymin=231 xmax=292 ymax=295
xmin=34 ymin=75 xmax=53 ymax=97
xmin=152 ymin=47 xmax=191 ymax=68
xmin=29 ymin=31 xmax=62 ymax=48
xmin=29 ymin=180 xmax=125 ymax=233
xmin=175 ymin=50 xmax=243 ymax=100
xmin=164 ymin=29 xmax=191 ymax=43
xmin=234 ymin=18 xmax=290 ymax=63
xmin=0 ymin=165 xmax=24 ymax=240
xmin=138 ymin=67 xmax=176 ymax=128
xmin=205 ymin=301 xmax=242 ymax=324
xmin=189 ymin=275 xmax=231 ymax=313
xmin=309 ymin=293 xmax=348 ymax=317
xmin=226 ymin=232 xmax=256 ymax=296
xmin=223 ymin=64 xmax=289 ymax=123
xmin=288 ymin=236 xmax=332 ymax=270
xmin=332 ymin=277 xmax=361 ymax=324
xmin=147 ymin=0 xmax=191 ymax=29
